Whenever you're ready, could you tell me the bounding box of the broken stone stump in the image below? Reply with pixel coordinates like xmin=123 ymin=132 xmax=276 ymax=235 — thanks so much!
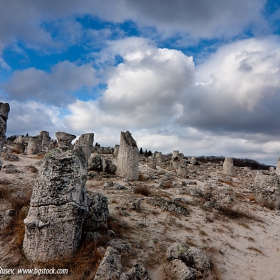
xmin=55 ymin=131 xmax=76 ymax=151
xmin=23 ymin=148 xmax=88 ymax=262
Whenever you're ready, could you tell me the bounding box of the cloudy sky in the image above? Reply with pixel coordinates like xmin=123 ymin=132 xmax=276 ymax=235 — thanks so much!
xmin=1 ymin=0 xmax=280 ymax=165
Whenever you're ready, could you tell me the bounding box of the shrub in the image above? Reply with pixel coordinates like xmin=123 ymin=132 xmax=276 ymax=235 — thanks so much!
xmin=134 ymin=186 xmax=151 ymax=196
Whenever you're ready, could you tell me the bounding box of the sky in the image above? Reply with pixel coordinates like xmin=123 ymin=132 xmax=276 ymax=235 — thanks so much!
xmin=1 ymin=0 xmax=280 ymax=165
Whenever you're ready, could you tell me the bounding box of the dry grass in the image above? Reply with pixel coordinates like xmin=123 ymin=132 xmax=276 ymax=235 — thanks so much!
xmin=8 ymin=189 xmax=32 ymax=211
xmin=0 ymin=185 xmax=13 ymax=200
xmin=259 ymin=198 xmax=276 ymax=210
xmin=39 ymin=240 xmax=105 ymax=279
xmin=26 ymin=165 xmax=38 ymax=173
xmin=34 ymin=152 xmax=46 ymax=159
xmin=216 ymin=205 xmax=263 ymax=222
xmin=210 ymin=261 xmax=223 ymax=280
xmin=134 ymin=186 xmax=152 ymax=196
xmin=218 ymin=178 xmax=235 ymax=187
xmin=11 ymin=147 xmax=21 ymax=154
xmin=247 ymin=246 xmax=265 ymax=255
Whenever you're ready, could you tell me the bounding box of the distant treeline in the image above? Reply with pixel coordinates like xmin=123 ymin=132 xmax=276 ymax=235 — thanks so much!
xmin=196 ymin=156 xmax=271 ymax=170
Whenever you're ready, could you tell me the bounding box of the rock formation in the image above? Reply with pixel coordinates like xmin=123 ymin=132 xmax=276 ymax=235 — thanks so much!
xmin=113 ymin=144 xmax=120 ymax=157
xmin=55 ymin=131 xmax=76 ymax=151
xmin=276 ymin=157 xmax=280 ymax=174
xmin=40 ymin=130 xmax=51 ymax=151
xmin=23 ymin=148 xmax=88 ymax=262
xmin=190 ymin=156 xmax=197 ymax=165
xmin=166 ymin=242 xmax=211 ymax=279
xmin=0 ymin=102 xmax=10 ymax=170
xmin=251 ymin=171 xmax=280 ymax=209
xmin=26 ymin=136 xmax=41 ymax=155
xmin=154 ymin=151 xmax=163 ymax=166
xmin=74 ymin=133 xmax=94 ymax=161
xmin=177 ymin=164 xmax=188 ymax=178
xmin=116 ymin=131 xmax=139 ymax=180
xmin=223 ymin=157 xmax=234 ymax=176
xmin=13 ymin=135 xmax=28 ymax=153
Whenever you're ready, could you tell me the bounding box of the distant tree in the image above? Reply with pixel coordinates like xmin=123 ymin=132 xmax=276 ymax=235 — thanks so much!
xmin=139 ymin=147 xmax=143 ymax=154
xmin=148 ymin=150 xmax=153 ymax=157
xmin=95 ymin=142 xmax=100 ymax=147
xmin=26 ymin=133 xmax=29 ymax=137
xmin=144 ymin=149 xmax=148 ymax=157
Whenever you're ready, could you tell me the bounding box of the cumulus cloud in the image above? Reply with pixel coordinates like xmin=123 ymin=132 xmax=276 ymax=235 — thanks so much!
xmin=179 ymin=37 xmax=280 ymax=136
xmin=6 ymin=100 xmax=64 ymax=137
xmin=64 ymin=39 xmax=194 ymax=131
xmin=1 ymin=61 xmax=99 ymax=106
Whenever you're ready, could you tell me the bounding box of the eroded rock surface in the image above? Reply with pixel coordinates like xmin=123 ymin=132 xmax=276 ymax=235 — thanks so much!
xmin=223 ymin=157 xmax=234 ymax=176
xmin=55 ymin=131 xmax=76 ymax=151
xmin=0 ymin=102 xmax=10 ymax=170
xmin=116 ymin=131 xmax=139 ymax=180
xmin=74 ymin=133 xmax=94 ymax=161
xmin=23 ymin=148 xmax=88 ymax=262
xmin=252 ymin=171 xmax=280 ymax=209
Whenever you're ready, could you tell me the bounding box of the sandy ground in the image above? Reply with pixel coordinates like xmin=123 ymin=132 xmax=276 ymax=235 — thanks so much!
xmin=0 ymin=152 xmax=280 ymax=280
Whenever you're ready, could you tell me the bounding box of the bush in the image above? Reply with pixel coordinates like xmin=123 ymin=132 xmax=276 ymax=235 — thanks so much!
xmin=134 ymin=186 xmax=151 ymax=196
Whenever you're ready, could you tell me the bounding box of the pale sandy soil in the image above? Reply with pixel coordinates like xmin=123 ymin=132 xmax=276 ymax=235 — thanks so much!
xmin=0 ymin=152 xmax=280 ymax=280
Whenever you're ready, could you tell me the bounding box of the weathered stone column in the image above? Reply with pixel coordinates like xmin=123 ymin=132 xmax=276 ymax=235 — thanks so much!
xmin=116 ymin=131 xmax=139 ymax=180
xmin=154 ymin=151 xmax=163 ymax=166
xmin=26 ymin=136 xmax=41 ymax=154
xmin=113 ymin=144 xmax=120 ymax=158
xmin=23 ymin=148 xmax=88 ymax=262
xmin=276 ymin=158 xmax=280 ymax=174
xmin=55 ymin=131 xmax=76 ymax=151
xmin=74 ymin=133 xmax=94 ymax=162
xmin=223 ymin=157 xmax=234 ymax=176
xmin=40 ymin=131 xmax=51 ymax=151
xmin=0 ymin=102 xmax=10 ymax=170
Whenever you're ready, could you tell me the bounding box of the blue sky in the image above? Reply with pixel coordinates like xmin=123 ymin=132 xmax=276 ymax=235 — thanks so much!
xmin=1 ymin=0 xmax=280 ymax=165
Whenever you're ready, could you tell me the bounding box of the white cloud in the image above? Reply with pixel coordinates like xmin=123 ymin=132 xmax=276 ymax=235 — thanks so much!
xmin=2 ymin=61 xmax=99 ymax=106
xmin=64 ymin=40 xmax=194 ymax=134
xmin=180 ymin=37 xmax=280 ymax=135
xmin=6 ymin=100 xmax=64 ymax=137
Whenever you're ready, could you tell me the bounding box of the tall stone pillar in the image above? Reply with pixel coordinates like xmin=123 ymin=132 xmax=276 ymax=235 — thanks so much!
xmin=223 ymin=157 xmax=234 ymax=176
xmin=276 ymin=158 xmax=280 ymax=174
xmin=23 ymin=148 xmax=88 ymax=262
xmin=74 ymin=133 xmax=94 ymax=162
xmin=0 ymin=102 xmax=10 ymax=170
xmin=116 ymin=131 xmax=139 ymax=180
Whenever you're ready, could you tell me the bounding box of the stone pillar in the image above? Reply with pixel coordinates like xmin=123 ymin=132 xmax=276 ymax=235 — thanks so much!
xmin=172 ymin=150 xmax=179 ymax=159
xmin=116 ymin=131 xmax=139 ymax=180
xmin=23 ymin=148 xmax=88 ymax=262
xmin=0 ymin=103 xmax=10 ymax=170
xmin=74 ymin=133 xmax=94 ymax=162
xmin=26 ymin=136 xmax=41 ymax=154
xmin=177 ymin=165 xmax=188 ymax=178
xmin=223 ymin=157 xmax=234 ymax=176
xmin=55 ymin=131 xmax=76 ymax=151
xmin=276 ymin=158 xmax=280 ymax=174
xmin=40 ymin=131 xmax=51 ymax=151
xmin=154 ymin=151 xmax=163 ymax=166
xmin=113 ymin=144 xmax=120 ymax=158
xmin=190 ymin=156 xmax=196 ymax=165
